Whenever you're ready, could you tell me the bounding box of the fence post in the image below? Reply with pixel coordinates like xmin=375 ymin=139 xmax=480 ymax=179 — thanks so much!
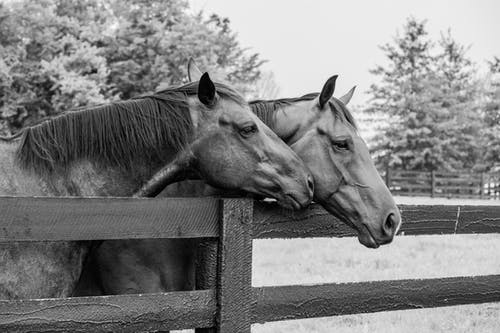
xmin=480 ymin=172 xmax=485 ymax=199
xmin=195 ymin=239 xmax=218 ymax=333
xmin=195 ymin=198 xmax=253 ymax=333
xmin=216 ymin=198 xmax=253 ymax=333
xmin=430 ymin=170 xmax=435 ymax=198
xmin=486 ymin=174 xmax=491 ymax=198
xmin=385 ymin=166 xmax=392 ymax=189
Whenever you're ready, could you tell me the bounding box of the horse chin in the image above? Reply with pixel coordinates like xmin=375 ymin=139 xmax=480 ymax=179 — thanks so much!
xmin=280 ymin=194 xmax=304 ymax=210
xmin=338 ymin=216 xmax=380 ymax=249
xmin=319 ymin=200 xmax=380 ymax=249
xmin=357 ymin=224 xmax=380 ymax=249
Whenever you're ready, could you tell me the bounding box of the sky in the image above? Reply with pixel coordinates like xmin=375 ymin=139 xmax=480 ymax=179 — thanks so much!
xmin=189 ymin=0 xmax=500 ymax=106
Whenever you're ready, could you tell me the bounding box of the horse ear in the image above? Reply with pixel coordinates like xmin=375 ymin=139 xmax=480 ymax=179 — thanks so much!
xmin=198 ymin=72 xmax=217 ymax=107
xmin=319 ymin=75 xmax=338 ymax=109
xmin=188 ymin=58 xmax=203 ymax=82
xmin=338 ymin=86 xmax=356 ymax=105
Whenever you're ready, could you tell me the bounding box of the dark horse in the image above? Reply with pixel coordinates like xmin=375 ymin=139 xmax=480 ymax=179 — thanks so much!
xmin=0 ymin=73 xmax=314 ymax=299
xmin=77 ymin=62 xmax=401 ymax=296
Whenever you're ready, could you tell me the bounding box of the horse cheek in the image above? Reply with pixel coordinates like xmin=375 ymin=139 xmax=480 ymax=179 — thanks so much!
xmin=193 ymin=136 xmax=241 ymax=189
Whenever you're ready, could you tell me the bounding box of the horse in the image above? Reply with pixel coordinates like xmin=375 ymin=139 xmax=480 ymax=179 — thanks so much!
xmin=0 ymin=72 xmax=314 ymax=300
xmin=78 ymin=62 xmax=401 ymax=297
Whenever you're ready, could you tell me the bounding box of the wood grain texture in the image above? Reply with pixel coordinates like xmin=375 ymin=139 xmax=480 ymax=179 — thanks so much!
xmin=1 ymin=197 xmax=498 ymax=241
xmin=458 ymin=206 xmax=500 ymax=233
xmin=195 ymin=239 xmax=218 ymax=333
xmin=252 ymin=275 xmax=500 ymax=324
xmin=253 ymin=202 xmax=500 ymax=239
xmin=252 ymin=202 xmax=354 ymax=239
xmin=217 ymin=199 xmax=253 ymax=333
xmin=0 ymin=290 xmax=216 ymax=332
xmin=194 ymin=200 xmax=222 ymax=333
xmin=0 ymin=196 xmax=219 ymax=241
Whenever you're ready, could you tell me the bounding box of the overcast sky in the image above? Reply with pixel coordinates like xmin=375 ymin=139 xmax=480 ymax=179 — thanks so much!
xmin=189 ymin=0 xmax=500 ymax=105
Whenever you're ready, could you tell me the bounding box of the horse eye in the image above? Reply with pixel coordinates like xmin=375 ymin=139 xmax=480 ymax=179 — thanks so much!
xmin=332 ymin=140 xmax=349 ymax=151
xmin=240 ymin=124 xmax=258 ymax=138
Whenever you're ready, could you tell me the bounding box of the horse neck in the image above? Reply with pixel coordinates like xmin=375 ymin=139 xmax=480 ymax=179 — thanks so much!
xmin=61 ymin=157 xmax=171 ymax=197
xmin=267 ymin=101 xmax=313 ymax=144
xmin=1 ymin=139 xmax=177 ymax=197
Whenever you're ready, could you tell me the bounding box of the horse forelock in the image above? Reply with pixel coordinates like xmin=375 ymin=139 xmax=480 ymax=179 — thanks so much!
xmin=15 ymin=81 xmax=245 ymax=174
xmin=329 ymin=97 xmax=357 ymax=130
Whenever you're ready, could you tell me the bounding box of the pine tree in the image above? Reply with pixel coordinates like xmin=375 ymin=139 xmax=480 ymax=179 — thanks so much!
xmin=366 ymin=18 xmax=440 ymax=171
xmin=366 ymin=18 xmax=481 ymax=171
xmin=481 ymin=57 xmax=500 ymax=170
xmin=433 ymin=30 xmax=481 ymax=171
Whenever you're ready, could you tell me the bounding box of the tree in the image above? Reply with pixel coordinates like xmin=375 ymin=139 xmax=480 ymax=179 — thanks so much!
xmin=365 ymin=18 xmax=480 ymax=171
xmin=480 ymin=57 xmax=500 ymax=170
xmin=246 ymin=70 xmax=281 ymax=100
xmin=366 ymin=18 xmax=440 ymax=171
xmin=94 ymin=1 xmax=264 ymax=99
xmin=432 ymin=30 xmax=482 ymax=171
xmin=0 ymin=0 xmax=264 ymax=134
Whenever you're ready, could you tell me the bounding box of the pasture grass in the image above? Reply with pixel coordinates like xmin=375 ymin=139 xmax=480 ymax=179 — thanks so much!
xmin=252 ymin=234 xmax=500 ymax=286
xmin=251 ymin=234 xmax=500 ymax=333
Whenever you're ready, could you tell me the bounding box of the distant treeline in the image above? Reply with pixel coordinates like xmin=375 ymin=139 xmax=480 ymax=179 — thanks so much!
xmin=364 ymin=18 xmax=500 ymax=173
xmin=0 ymin=0 xmax=264 ymax=135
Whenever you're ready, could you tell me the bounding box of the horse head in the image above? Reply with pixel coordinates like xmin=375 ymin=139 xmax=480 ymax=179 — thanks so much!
xmin=286 ymin=76 xmax=401 ymax=247
xmin=142 ymin=72 xmax=314 ymax=210
xmin=188 ymin=60 xmax=399 ymax=246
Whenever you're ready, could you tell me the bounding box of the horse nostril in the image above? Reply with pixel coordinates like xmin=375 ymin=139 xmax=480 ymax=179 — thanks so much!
xmin=383 ymin=213 xmax=397 ymax=237
xmin=306 ymin=175 xmax=314 ymax=196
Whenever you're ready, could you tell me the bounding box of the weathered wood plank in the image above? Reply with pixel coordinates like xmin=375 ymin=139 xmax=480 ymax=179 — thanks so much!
xmin=0 ymin=290 xmax=216 ymax=332
xmin=391 ymin=191 xmax=433 ymax=197
xmin=253 ymin=202 xmax=500 ymax=239
xmin=252 ymin=275 xmax=500 ymax=324
xmin=1 ymin=197 xmax=499 ymax=242
xmin=435 ymin=179 xmax=481 ymax=185
xmin=195 ymin=239 xmax=219 ymax=333
xmin=398 ymin=205 xmax=459 ymax=235
xmin=390 ymin=184 xmax=431 ymax=189
xmin=458 ymin=206 xmax=500 ymax=234
xmin=252 ymin=202 xmax=355 ymax=239
xmin=0 ymin=196 xmax=219 ymax=241
xmin=217 ymin=199 xmax=253 ymax=333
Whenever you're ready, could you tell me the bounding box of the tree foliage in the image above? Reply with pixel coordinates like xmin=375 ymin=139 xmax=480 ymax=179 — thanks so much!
xmin=0 ymin=0 xmax=264 ymax=134
xmin=481 ymin=57 xmax=500 ymax=170
xmin=366 ymin=17 xmax=488 ymax=171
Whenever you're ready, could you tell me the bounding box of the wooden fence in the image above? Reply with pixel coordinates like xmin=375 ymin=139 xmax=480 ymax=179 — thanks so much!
xmin=384 ymin=168 xmax=500 ymax=199
xmin=0 ymin=196 xmax=499 ymax=332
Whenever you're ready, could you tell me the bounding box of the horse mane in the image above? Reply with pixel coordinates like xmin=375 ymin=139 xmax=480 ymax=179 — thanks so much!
xmin=329 ymin=97 xmax=358 ymax=129
xmin=250 ymin=93 xmax=357 ymax=129
xmin=16 ymin=81 xmax=245 ymax=173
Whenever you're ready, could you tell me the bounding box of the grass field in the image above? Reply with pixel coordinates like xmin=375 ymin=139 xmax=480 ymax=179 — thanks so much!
xmin=252 ymin=234 xmax=500 ymax=333
xmin=177 ymin=197 xmax=500 ymax=332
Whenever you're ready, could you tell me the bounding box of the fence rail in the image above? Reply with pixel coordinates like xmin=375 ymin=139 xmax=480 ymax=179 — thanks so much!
xmin=0 ymin=196 xmax=499 ymax=332
xmin=384 ymin=168 xmax=500 ymax=199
